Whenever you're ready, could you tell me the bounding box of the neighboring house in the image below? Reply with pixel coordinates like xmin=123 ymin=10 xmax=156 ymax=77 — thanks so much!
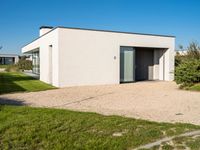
xmin=22 ymin=26 xmax=175 ymax=87
xmin=176 ymin=50 xmax=188 ymax=55
xmin=0 ymin=54 xmax=19 ymax=65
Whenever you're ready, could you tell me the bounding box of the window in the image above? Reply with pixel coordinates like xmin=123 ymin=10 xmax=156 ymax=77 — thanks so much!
xmin=32 ymin=51 xmax=40 ymax=74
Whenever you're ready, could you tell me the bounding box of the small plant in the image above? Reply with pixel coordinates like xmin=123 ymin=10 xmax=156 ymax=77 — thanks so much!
xmin=5 ymin=65 xmax=19 ymax=72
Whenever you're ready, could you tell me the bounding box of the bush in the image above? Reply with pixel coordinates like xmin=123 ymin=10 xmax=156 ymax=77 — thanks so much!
xmin=175 ymin=59 xmax=200 ymax=87
xmin=16 ymin=59 xmax=32 ymax=71
xmin=4 ymin=59 xmax=32 ymax=72
xmin=175 ymin=55 xmax=187 ymax=67
xmin=175 ymin=42 xmax=200 ymax=88
xmin=5 ymin=65 xmax=19 ymax=72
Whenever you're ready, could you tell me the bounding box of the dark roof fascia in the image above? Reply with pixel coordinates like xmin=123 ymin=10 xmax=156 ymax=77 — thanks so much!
xmin=40 ymin=26 xmax=54 ymax=29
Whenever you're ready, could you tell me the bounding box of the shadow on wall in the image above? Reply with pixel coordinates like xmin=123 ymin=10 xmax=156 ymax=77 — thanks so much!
xmin=135 ymin=48 xmax=154 ymax=81
xmin=0 ymin=97 xmax=27 ymax=106
xmin=135 ymin=48 xmax=166 ymax=81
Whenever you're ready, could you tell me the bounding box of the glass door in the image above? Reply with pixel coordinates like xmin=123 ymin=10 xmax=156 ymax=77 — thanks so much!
xmin=32 ymin=51 xmax=40 ymax=75
xmin=120 ymin=47 xmax=135 ymax=82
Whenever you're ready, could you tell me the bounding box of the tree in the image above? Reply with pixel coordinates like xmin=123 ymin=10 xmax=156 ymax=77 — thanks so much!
xmin=186 ymin=41 xmax=200 ymax=59
xmin=178 ymin=44 xmax=184 ymax=51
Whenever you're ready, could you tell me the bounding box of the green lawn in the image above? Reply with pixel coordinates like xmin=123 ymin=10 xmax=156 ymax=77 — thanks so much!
xmin=0 ymin=105 xmax=200 ymax=150
xmin=0 ymin=72 xmax=55 ymax=94
xmin=188 ymin=84 xmax=200 ymax=91
xmin=0 ymin=65 xmax=10 ymax=68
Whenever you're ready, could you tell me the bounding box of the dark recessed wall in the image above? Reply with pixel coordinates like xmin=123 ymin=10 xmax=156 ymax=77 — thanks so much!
xmin=135 ymin=48 xmax=154 ymax=81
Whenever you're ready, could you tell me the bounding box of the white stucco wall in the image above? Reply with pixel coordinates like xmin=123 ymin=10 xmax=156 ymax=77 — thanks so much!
xmin=58 ymin=28 xmax=175 ymax=87
xmin=22 ymin=27 xmax=175 ymax=87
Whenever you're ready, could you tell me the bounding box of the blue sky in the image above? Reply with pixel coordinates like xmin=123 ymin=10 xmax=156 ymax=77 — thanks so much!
xmin=0 ymin=0 xmax=200 ymax=54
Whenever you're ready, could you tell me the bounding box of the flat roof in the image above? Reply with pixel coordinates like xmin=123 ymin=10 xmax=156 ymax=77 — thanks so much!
xmin=23 ymin=26 xmax=175 ymax=48
xmin=58 ymin=26 xmax=175 ymax=38
xmin=0 ymin=54 xmax=19 ymax=57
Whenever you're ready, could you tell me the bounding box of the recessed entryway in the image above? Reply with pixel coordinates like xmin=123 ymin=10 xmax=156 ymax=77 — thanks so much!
xmin=120 ymin=46 xmax=166 ymax=83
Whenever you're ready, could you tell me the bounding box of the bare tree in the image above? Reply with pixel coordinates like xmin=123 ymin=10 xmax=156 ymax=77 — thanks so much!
xmin=187 ymin=41 xmax=200 ymax=59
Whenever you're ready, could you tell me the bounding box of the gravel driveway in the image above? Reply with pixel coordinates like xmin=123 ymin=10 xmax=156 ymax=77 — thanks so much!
xmin=1 ymin=81 xmax=200 ymax=125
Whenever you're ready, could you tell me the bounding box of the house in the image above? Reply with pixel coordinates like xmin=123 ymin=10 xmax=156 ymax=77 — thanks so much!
xmin=176 ymin=50 xmax=188 ymax=55
xmin=0 ymin=54 xmax=19 ymax=65
xmin=22 ymin=26 xmax=175 ymax=87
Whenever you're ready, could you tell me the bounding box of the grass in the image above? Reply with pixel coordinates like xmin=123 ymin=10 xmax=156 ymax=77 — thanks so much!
xmin=187 ymin=83 xmax=200 ymax=91
xmin=0 ymin=65 xmax=10 ymax=68
xmin=178 ymin=83 xmax=200 ymax=92
xmin=150 ymin=136 xmax=200 ymax=150
xmin=0 ymin=105 xmax=200 ymax=150
xmin=0 ymin=72 xmax=55 ymax=94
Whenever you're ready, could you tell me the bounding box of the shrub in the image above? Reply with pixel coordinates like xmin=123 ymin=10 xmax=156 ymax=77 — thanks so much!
xmin=175 ymin=55 xmax=187 ymax=67
xmin=175 ymin=59 xmax=200 ymax=87
xmin=5 ymin=59 xmax=33 ymax=72
xmin=16 ymin=59 xmax=32 ymax=71
xmin=5 ymin=65 xmax=19 ymax=72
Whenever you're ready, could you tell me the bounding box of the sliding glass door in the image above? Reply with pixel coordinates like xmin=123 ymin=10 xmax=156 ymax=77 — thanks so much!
xmin=32 ymin=51 xmax=40 ymax=75
xmin=120 ymin=47 xmax=135 ymax=82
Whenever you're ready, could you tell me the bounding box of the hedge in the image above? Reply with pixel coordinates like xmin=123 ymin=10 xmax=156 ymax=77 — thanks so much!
xmin=175 ymin=59 xmax=200 ymax=87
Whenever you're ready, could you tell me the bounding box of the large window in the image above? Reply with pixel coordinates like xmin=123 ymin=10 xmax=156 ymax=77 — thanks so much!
xmin=0 ymin=57 xmax=4 ymax=64
xmin=120 ymin=47 xmax=136 ymax=82
xmin=0 ymin=57 xmax=15 ymax=65
xmin=32 ymin=51 xmax=40 ymax=74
